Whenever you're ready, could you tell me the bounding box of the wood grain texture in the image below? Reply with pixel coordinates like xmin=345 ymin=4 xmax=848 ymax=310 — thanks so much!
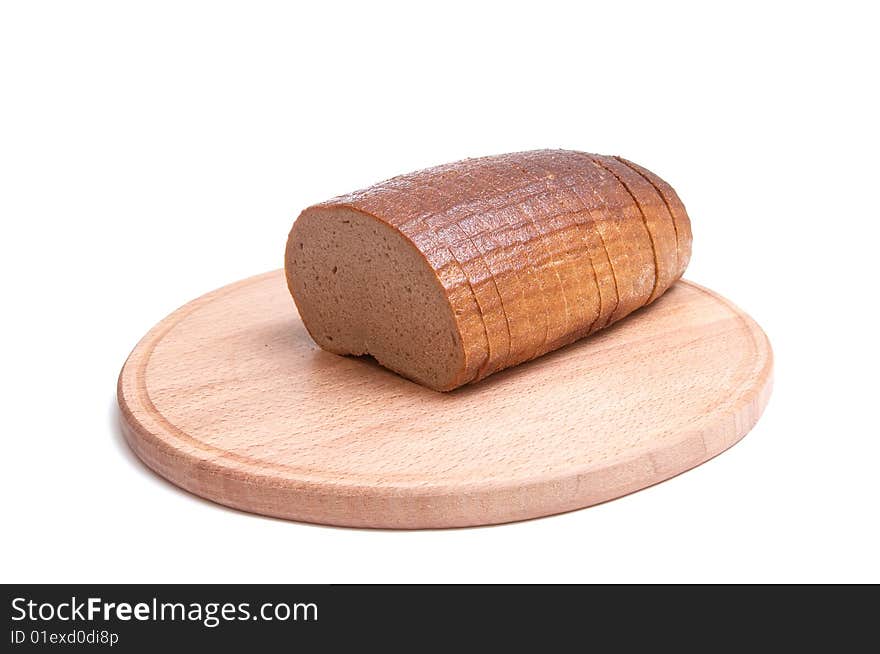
xmin=287 ymin=150 xmax=692 ymax=391
xmin=118 ymin=270 xmax=773 ymax=529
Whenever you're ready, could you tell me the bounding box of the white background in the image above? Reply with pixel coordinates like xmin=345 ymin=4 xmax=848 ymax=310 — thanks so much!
xmin=2 ymin=1 xmax=877 ymax=583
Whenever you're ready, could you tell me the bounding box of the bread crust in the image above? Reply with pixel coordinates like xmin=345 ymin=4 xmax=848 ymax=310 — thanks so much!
xmin=578 ymin=154 xmax=657 ymax=323
xmin=615 ymin=156 xmax=692 ymax=278
xmin=434 ymin=160 xmax=546 ymax=375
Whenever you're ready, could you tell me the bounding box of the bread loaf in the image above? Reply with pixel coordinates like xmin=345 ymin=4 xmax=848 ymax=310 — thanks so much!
xmin=285 ymin=150 xmax=691 ymax=391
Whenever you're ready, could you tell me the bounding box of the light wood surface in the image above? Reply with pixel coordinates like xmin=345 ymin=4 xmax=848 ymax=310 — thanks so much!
xmin=118 ymin=270 xmax=772 ymax=529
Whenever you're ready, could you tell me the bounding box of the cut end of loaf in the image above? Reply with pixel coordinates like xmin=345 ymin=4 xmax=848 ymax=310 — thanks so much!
xmin=285 ymin=207 xmax=467 ymax=392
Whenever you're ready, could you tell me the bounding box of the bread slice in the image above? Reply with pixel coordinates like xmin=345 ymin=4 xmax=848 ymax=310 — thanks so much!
xmin=575 ymin=154 xmax=657 ymax=324
xmin=434 ymin=159 xmax=547 ymax=374
xmin=532 ymin=174 xmax=603 ymax=349
xmin=509 ymin=151 xmax=587 ymax=355
xmin=615 ymin=156 xmax=693 ymax=276
xmin=286 ymin=207 xmax=471 ymax=391
xmin=318 ymin=176 xmax=492 ymax=387
xmin=593 ymin=154 xmax=678 ymax=304
xmin=567 ymin=176 xmax=620 ymax=333
xmin=392 ymin=165 xmax=510 ymax=379
xmin=285 ymin=150 xmax=692 ymax=391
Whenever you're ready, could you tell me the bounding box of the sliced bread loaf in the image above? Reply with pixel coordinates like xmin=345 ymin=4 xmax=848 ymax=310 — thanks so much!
xmin=285 ymin=150 xmax=691 ymax=391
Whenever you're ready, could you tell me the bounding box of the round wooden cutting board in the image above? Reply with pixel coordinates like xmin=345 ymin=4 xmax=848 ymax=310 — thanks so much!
xmin=118 ymin=270 xmax=772 ymax=529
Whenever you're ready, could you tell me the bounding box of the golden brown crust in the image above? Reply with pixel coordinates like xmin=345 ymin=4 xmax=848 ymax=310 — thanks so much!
xmin=594 ymin=155 xmax=678 ymax=303
xmin=615 ymin=156 xmax=693 ymax=278
xmin=293 ymin=150 xmax=692 ymax=390
xmin=384 ymin=167 xmax=509 ymax=380
xmin=571 ymin=154 xmax=656 ymax=324
xmin=509 ymin=152 xmax=580 ymax=356
xmin=437 ymin=160 xmax=548 ymax=375
xmin=568 ymin=178 xmax=620 ymax=333
xmin=533 ymin=168 xmax=602 ymax=348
